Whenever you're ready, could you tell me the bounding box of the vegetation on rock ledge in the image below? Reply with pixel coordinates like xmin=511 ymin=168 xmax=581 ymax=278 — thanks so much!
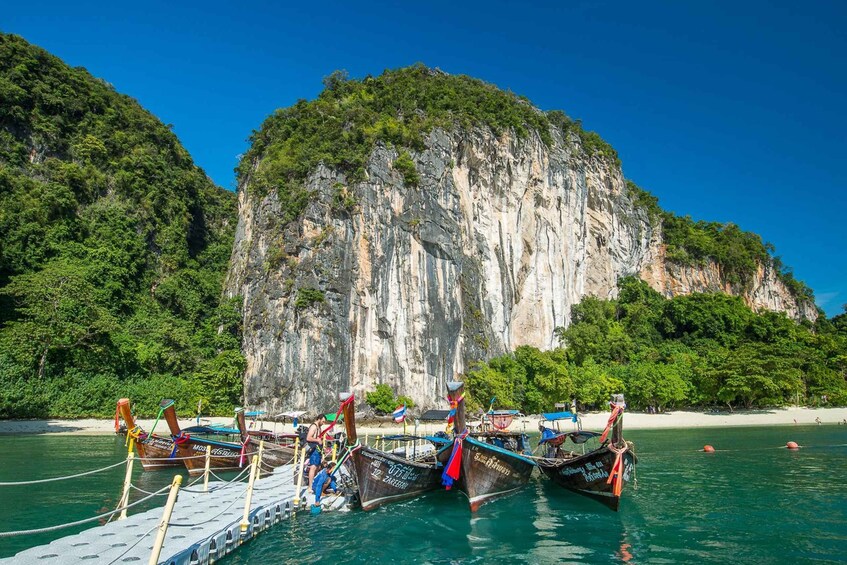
xmin=467 ymin=278 xmax=845 ymax=413
xmin=238 ymin=65 xmax=618 ymax=213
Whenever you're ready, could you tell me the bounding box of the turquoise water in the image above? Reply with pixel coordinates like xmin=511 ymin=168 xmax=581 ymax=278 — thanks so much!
xmin=1 ymin=425 xmax=846 ymax=563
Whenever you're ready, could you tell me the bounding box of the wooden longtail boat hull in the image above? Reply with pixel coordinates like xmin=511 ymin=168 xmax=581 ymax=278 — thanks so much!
xmin=350 ymin=446 xmax=444 ymax=511
xmin=340 ymin=392 xmax=444 ymax=511
xmin=162 ymin=403 xmax=294 ymax=476
xmin=135 ymin=435 xmax=182 ymax=470
xmin=116 ymin=398 xmax=181 ymax=470
xmin=537 ymin=446 xmax=635 ymax=511
xmin=173 ymin=440 xmax=252 ymax=476
xmin=455 ymin=437 xmax=536 ymax=512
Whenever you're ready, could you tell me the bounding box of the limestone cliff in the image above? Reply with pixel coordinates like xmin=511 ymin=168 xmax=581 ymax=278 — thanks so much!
xmin=225 ymin=70 xmax=815 ymax=411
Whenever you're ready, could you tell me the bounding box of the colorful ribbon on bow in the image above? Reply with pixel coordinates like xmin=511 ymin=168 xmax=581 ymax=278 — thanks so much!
xmin=321 ymin=394 xmax=356 ymax=438
xmin=445 ymin=393 xmax=464 ymax=434
xmin=441 ymin=429 xmax=469 ymax=489
xmin=169 ymin=432 xmax=190 ymax=458
xmin=599 ymin=402 xmax=623 ymax=444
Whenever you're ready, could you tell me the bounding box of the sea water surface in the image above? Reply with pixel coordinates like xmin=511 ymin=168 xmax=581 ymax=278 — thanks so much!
xmin=1 ymin=425 xmax=846 ymax=563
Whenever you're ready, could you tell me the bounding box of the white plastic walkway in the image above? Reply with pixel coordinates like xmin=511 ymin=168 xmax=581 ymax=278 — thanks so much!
xmin=2 ymin=464 xmax=308 ymax=565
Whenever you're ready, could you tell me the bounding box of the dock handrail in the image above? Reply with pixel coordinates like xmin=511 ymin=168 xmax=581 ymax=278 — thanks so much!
xmin=0 ymin=484 xmax=170 ymax=537
xmin=0 ymin=459 xmax=127 ymax=486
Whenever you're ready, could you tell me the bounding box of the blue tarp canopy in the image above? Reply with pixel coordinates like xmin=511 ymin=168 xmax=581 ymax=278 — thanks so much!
xmin=541 ymin=411 xmax=578 ymax=422
xmin=245 ymin=410 xmax=266 ymax=417
xmin=487 ymin=409 xmax=522 ymax=415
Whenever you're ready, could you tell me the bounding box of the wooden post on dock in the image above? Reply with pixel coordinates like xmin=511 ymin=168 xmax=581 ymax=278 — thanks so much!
xmin=203 ymin=444 xmax=211 ymax=492
xmin=257 ymin=440 xmax=265 ymax=475
xmin=148 ymin=474 xmax=182 ymax=565
xmin=293 ymin=444 xmax=307 ymax=506
xmin=240 ymin=455 xmax=259 ymax=537
xmin=118 ymin=436 xmax=135 ymax=520
xmin=292 ymin=436 xmax=300 ymax=468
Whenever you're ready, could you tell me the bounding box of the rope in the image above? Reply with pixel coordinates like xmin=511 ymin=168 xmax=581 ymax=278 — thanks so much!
xmin=0 ymin=460 xmax=127 ymax=486
xmin=0 ymin=484 xmax=170 ymax=537
xmin=128 ymin=483 xmax=170 ymax=497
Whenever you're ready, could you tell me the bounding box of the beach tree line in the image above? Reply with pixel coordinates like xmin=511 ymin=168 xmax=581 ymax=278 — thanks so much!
xmin=467 ymin=277 xmax=847 ymax=413
xmin=0 ymin=34 xmax=242 ymax=418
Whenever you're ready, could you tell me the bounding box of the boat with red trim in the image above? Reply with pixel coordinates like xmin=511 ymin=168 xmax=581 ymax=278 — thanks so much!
xmin=536 ymin=394 xmax=636 ymax=511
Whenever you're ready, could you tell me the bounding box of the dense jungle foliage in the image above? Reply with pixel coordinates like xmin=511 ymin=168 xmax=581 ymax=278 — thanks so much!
xmin=467 ymin=277 xmax=847 ymax=413
xmin=0 ymin=40 xmax=830 ymax=419
xmin=0 ymin=34 xmax=242 ymax=418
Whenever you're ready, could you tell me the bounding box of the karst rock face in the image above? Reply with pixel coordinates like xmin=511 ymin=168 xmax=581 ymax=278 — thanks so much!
xmin=226 ymin=125 xmax=814 ymax=412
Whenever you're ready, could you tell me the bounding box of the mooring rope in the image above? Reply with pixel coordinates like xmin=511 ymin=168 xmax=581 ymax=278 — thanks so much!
xmin=0 ymin=459 xmax=127 ymax=486
xmin=0 ymin=484 xmax=170 ymax=537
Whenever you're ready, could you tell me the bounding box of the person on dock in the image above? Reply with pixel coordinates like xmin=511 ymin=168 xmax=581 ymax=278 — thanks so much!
xmin=312 ymin=461 xmax=338 ymax=507
xmin=306 ymin=413 xmax=327 ymax=493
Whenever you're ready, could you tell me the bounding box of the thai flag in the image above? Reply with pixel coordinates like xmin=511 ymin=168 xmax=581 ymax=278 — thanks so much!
xmin=392 ymin=404 xmax=407 ymax=423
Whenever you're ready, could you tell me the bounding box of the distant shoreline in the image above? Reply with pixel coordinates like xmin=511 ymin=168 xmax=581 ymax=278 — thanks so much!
xmin=1 ymin=406 xmax=845 ymax=436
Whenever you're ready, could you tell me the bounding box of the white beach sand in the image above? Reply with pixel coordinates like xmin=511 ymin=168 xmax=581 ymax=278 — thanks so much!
xmin=1 ymin=406 xmax=845 ymax=436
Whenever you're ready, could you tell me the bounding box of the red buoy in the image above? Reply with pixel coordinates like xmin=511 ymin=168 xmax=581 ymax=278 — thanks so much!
xmin=703 ymin=445 xmax=715 ymax=453
xmin=786 ymin=441 xmax=799 ymax=450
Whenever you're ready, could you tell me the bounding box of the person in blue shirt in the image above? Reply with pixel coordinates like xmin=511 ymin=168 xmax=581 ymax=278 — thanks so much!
xmin=311 ymin=461 xmax=338 ymax=506
xmin=306 ymin=414 xmax=327 ymax=493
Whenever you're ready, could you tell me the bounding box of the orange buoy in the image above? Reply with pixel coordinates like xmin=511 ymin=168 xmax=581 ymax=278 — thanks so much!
xmin=703 ymin=445 xmax=715 ymax=453
xmin=786 ymin=441 xmax=799 ymax=450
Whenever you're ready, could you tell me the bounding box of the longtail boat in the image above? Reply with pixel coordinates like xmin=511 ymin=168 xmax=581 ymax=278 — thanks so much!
xmin=233 ymin=407 xmax=297 ymax=470
xmin=339 ymin=392 xmax=445 ymax=511
xmin=536 ymin=394 xmax=636 ymax=511
xmin=115 ymin=398 xmax=182 ymax=470
xmin=162 ymin=401 xmax=264 ymax=476
xmin=441 ymin=382 xmax=536 ymax=511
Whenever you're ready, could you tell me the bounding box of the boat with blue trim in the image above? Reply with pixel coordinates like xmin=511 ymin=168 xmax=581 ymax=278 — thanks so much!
xmin=441 ymin=382 xmax=536 ymax=511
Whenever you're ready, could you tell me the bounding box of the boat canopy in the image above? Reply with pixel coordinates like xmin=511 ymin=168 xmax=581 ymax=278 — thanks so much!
xmin=182 ymin=425 xmax=241 ymax=436
xmin=541 ymin=411 xmax=578 ymax=422
xmin=273 ymin=411 xmax=306 ymax=419
xmin=487 ymin=409 xmax=522 ymax=416
xmin=245 ymin=410 xmax=266 ymax=417
xmin=419 ymin=409 xmax=450 ymax=421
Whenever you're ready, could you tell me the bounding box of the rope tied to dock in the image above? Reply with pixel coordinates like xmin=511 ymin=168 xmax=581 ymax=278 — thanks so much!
xmin=0 ymin=484 xmax=170 ymax=537
xmin=0 ymin=459 xmax=127 ymax=486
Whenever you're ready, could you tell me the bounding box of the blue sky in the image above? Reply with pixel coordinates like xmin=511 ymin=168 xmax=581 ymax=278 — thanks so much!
xmin=3 ymin=0 xmax=845 ymax=316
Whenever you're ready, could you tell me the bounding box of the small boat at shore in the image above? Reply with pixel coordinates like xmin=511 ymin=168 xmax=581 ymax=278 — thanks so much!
xmin=536 ymin=394 xmax=636 ymax=511
xmin=339 ymin=392 xmax=446 ymax=511
xmin=441 ymin=382 xmax=536 ymax=511
xmin=115 ymin=398 xmax=182 ymax=470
